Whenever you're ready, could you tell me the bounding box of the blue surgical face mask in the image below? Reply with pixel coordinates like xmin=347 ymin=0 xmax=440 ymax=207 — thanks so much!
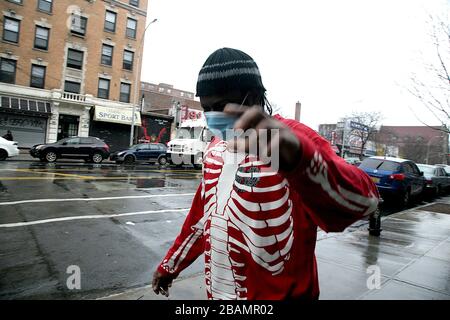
xmin=204 ymin=111 xmax=239 ymax=141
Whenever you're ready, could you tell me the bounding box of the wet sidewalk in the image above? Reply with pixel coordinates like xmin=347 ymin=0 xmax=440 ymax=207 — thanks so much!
xmin=100 ymin=197 xmax=450 ymax=300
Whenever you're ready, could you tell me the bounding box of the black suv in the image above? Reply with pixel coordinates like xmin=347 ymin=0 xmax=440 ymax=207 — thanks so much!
xmin=30 ymin=137 xmax=110 ymax=163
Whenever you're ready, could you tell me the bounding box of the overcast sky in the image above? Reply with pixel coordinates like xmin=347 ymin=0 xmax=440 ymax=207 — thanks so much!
xmin=140 ymin=0 xmax=449 ymax=130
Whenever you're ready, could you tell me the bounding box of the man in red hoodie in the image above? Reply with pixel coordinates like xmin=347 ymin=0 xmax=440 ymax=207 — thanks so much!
xmin=152 ymin=48 xmax=379 ymax=300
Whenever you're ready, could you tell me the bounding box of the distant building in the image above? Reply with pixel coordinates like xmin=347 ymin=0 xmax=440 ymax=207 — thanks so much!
xmin=139 ymin=82 xmax=203 ymax=143
xmin=376 ymin=126 xmax=449 ymax=164
xmin=318 ymin=121 xmax=398 ymax=158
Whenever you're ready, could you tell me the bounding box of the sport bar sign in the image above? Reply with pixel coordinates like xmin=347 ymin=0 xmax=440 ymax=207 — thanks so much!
xmin=93 ymin=105 xmax=141 ymax=126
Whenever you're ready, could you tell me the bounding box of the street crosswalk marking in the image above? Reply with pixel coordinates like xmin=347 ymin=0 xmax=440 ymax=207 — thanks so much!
xmin=0 ymin=193 xmax=196 ymax=206
xmin=0 ymin=208 xmax=191 ymax=228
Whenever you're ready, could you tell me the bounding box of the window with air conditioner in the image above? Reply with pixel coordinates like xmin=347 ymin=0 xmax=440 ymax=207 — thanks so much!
xmin=71 ymin=15 xmax=87 ymax=36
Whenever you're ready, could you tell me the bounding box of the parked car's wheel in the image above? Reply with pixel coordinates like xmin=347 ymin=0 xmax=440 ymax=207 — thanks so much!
xmin=124 ymin=155 xmax=135 ymax=164
xmin=44 ymin=150 xmax=57 ymax=163
xmin=91 ymin=152 xmax=103 ymax=164
xmin=400 ymin=189 xmax=411 ymax=208
xmin=0 ymin=149 xmax=7 ymax=161
xmin=158 ymin=156 xmax=168 ymax=166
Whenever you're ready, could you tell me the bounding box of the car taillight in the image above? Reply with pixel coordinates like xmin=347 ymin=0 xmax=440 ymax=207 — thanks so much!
xmin=104 ymin=144 xmax=110 ymax=151
xmin=426 ymin=179 xmax=433 ymax=185
xmin=389 ymin=174 xmax=405 ymax=181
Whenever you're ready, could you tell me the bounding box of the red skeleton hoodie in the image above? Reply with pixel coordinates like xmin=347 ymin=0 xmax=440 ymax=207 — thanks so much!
xmin=157 ymin=115 xmax=379 ymax=300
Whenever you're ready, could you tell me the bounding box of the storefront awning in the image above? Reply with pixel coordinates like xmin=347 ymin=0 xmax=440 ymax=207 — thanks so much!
xmin=0 ymin=95 xmax=52 ymax=117
xmin=93 ymin=105 xmax=141 ymax=126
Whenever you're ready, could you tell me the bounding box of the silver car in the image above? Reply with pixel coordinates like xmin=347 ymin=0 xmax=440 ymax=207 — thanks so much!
xmin=417 ymin=164 xmax=450 ymax=197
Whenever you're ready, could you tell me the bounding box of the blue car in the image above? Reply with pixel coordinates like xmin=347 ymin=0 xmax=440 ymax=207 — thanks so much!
xmin=110 ymin=143 xmax=168 ymax=165
xmin=359 ymin=156 xmax=426 ymax=207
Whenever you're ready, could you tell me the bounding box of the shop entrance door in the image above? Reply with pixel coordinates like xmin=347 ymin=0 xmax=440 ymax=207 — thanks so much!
xmin=57 ymin=115 xmax=79 ymax=141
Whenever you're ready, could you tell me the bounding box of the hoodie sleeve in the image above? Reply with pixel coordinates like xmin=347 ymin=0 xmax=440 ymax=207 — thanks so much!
xmin=276 ymin=115 xmax=380 ymax=232
xmin=157 ymin=183 xmax=205 ymax=277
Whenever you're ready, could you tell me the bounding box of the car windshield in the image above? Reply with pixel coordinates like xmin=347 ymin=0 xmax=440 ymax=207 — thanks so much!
xmin=174 ymin=127 xmax=202 ymax=139
xmin=359 ymin=158 xmax=401 ymax=171
xmin=417 ymin=165 xmax=435 ymax=174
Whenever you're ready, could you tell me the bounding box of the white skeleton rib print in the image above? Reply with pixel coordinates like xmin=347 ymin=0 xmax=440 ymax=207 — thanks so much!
xmin=201 ymin=141 xmax=294 ymax=300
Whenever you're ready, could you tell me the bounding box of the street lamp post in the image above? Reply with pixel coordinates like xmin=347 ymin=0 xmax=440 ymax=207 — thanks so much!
xmin=129 ymin=18 xmax=158 ymax=147
xmin=425 ymin=135 xmax=442 ymax=164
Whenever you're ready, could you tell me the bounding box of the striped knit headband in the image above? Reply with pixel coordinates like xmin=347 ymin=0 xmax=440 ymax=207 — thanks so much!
xmin=196 ymin=48 xmax=266 ymax=97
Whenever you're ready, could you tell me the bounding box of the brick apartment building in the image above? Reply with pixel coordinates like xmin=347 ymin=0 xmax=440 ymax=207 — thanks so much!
xmin=376 ymin=126 xmax=449 ymax=165
xmin=138 ymin=82 xmax=202 ymax=144
xmin=0 ymin=0 xmax=148 ymax=151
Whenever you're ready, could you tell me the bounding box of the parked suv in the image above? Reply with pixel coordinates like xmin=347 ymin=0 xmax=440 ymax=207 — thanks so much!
xmin=359 ymin=156 xmax=426 ymax=207
xmin=0 ymin=136 xmax=19 ymax=161
xmin=30 ymin=137 xmax=110 ymax=163
xmin=110 ymin=143 xmax=168 ymax=165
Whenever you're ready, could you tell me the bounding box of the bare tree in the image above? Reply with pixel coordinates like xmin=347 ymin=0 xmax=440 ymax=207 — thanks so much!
xmin=408 ymin=11 xmax=450 ymax=134
xmin=347 ymin=111 xmax=383 ymax=159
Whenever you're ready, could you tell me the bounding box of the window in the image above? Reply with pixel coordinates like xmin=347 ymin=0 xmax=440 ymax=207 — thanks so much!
xmin=30 ymin=65 xmax=46 ymax=88
xmin=64 ymin=81 xmax=81 ymax=94
xmin=65 ymin=137 xmax=81 ymax=145
xmin=101 ymin=44 xmax=113 ymax=66
xmin=8 ymin=0 xmax=23 ymax=4
xmin=38 ymin=0 xmax=52 ymax=13
xmin=120 ymin=83 xmax=131 ymax=103
xmin=130 ymin=0 xmax=139 ymax=7
xmin=0 ymin=58 xmax=16 ymax=84
xmin=126 ymin=18 xmax=137 ymax=39
xmin=3 ymin=17 xmax=20 ymax=43
xmin=97 ymin=78 xmax=110 ymax=99
xmin=80 ymin=137 xmax=98 ymax=144
xmin=71 ymin=15 xmax=87 ymax=36
xmin=104 ymin=11 xmax=117 ymax=32
xmin=402 ymin=163 xmax=414 ymax=174
xmin=34 ymin=26 xmax=49 ymax=50
xmin=359 ymin=158 xmax=400 ymax=171
xmin=123 ymin=50 xmax=134 ymax=70
xmin=67 ymin=49 xmax=84 ymax=70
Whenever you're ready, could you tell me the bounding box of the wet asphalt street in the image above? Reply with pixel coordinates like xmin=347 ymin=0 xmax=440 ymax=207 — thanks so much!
xmin=0 ymin=159 xmax=445 ymax=300
xmin=0 ymin=160 xmax=203 ymax=299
